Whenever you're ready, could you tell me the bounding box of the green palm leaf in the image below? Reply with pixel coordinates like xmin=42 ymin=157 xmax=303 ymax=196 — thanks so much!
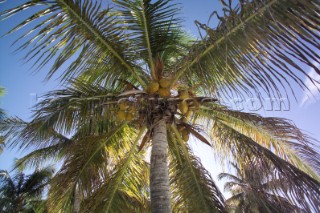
xmin=199 ymin=106 xmax=320 ymax=180
xmin=173 ymin=0 xmax=320 ymax=99
xmin=1 ymin=0 xmax=146 ymax=86
xmin=47 ymin=123 xmax=132 ymax=212
xmin=168 ymin=125 xmax=226 ymax=213
xmin=83 ymin=128 xmax=150 ymax=213
xmin=114 ymin=0 xmax=183 ymax=79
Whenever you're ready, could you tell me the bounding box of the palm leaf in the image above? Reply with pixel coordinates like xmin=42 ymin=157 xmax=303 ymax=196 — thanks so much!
xmin=168 ymin=125 xmax=226 ymax=213
xmin=173 ymin=0 xmax=320 ymax=99
xmin=114 ymin=0 xmax=183 ymax=79
xmin=83 ymin=127 xmax=150 ymax=213
xmin=47 ymin=123 xmax=131 ymax=212
xmin=211 ymin=121 xmax=320 ymax=212
xmin=0 ymin=117 xmax=72 ymax=151
xmin=199 ymin=106 xmax=320 ymax=180
xmin=1 ymin=0 xmax=146 ymax=86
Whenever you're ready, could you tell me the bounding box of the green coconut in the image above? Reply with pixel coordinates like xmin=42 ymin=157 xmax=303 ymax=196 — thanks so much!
xmin=178 ymin=100 xmax=188 ymax=114
xmin=117 ymin=110 xmax=126 ymax=121
xmin=158 ymin=87 xmax=171 ymax=97
xmin=147 ymin=81 xmax=160 ymax=94
xmin=159 ymin=78 xmax=171 ymax=88
xmin=182 ymin=129 xmax=190 ymax=141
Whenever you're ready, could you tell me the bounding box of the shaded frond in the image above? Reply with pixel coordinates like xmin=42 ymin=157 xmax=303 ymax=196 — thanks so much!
xmin=0 ymin=116 xmax=72 ymax=151
xmin=199 ymin=106 xmax=320 ymax=180
xmin=168 ymin=125 xmax=226 ymax=213
xmin=83 ymin=128 xmax=150 ymax=213
xmin=211 ymin=121 xmax=320 ymax=212
xmin=47 ymin=123 xmax=132 ymax=212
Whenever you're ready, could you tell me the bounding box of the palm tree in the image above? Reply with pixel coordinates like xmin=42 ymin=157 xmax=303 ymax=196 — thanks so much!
xmin=1 ymin=0 xmax=320 ymax=212
xmin=219 ymin=162 xmax=303 ymax=213
xmin=0 ymin=166 xmax=54 ymax=213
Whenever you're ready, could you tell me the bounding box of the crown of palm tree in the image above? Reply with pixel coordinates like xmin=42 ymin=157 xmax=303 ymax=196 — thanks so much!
xmin=0 ymin=0 xmax=320 ymax=212
xmin=219 ymin=162 xmax=306 ymax=213
xmin=0 ymin=167 xmax=54 ymax=213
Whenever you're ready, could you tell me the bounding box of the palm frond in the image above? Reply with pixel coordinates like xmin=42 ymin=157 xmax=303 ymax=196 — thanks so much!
xmin=0 ymin=167 xmax=53 ymax=213
xmin=14 ymin=143 xmax=70 ymax=170
xmin=22 ymin=166 xmax=55 ymax=197
xmin=83 ymin=128 xmax=150 ymax=213
xmin=173 ymin=0 xmax=320 ymax=99
xmin=218 ymin=172 xmax=243 ymax=185
xmin=47 ymin=123 xmax=131 ymax=212
xmin=0 ymin=87 xmax=5 ymax=97
xmin=114 ymin=0 xmax=183 ymax=79
xmin=0 ymin=116 xmax=72 ymax=151
xmin=168 ymin=125 xmax=226 ymax=213
xmin=211 ymin=121 xmax=320 ymax=212
xmin=199 ymin=106 xmax=320 ymax=180
xmin=31 ymin=79 xmax=123 ymax=135
xmin=0 ymin=87 xmax=5 ymax=122
xmin=1 ymin=0 xmax=146 ymax=86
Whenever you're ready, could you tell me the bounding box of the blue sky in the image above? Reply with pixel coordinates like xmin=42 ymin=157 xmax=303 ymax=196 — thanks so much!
xmin=0 ymin=0 xmax=319 ymax=196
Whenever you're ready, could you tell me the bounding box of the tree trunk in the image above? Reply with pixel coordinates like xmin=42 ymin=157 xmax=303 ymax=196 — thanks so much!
xmin=150 ymin=119 xmax=172 ymax=213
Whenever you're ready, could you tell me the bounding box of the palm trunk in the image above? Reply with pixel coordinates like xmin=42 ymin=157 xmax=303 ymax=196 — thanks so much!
xmin=150 ymin=119 xmax=172 ymax=213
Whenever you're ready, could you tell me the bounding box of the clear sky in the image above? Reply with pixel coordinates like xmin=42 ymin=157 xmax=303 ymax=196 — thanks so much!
xmin=0 ymin=0 xmax=319 ymax=197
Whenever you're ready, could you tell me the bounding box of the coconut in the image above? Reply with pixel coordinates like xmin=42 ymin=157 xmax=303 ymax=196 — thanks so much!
xmin=119 ymin=102 xmax=128 ymax=110
xmin=182 ymin=129 xmax=189 ymax=141
xmin=126 ymin=113 xmax=134 ymax=121
xmin=185 ymin=110 xmax=193 ymax=119
xmin=117 ymin=110 xmax=126 ymax=121
xmin=179 ymin=90 xmax=189 ymax=100
xmin=178 ymin=100 xmax=188 ymax=114
xmin=158 ymin=87 xmax=171 ymax=97
xmin=159 ymin=78 xmax=171 ymax=88
xmin=147 ymin=81 xmax=160 ymax=94
xmin=128 ymin=105 xmax=136 ymax=113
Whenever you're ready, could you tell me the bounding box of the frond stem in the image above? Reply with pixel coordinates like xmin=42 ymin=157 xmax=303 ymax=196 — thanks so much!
xmin=58 ymin=0 xmax=147 ymax=88
xmin=139 ymin=0 xmax=156 ymax=80
xmin=171 ymin=0 xmax=277 ymax=86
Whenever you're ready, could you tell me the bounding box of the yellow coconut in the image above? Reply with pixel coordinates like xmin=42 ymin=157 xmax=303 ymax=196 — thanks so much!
xmin=128 ymin=105 xmax=136 ymax=113
xmin=178 ymin=100 xmax=188 ymax=114
xmin=185 ymin=110 xmax=193 ymax=119
xmin=159 ymin=78 xmax=171 ymax=88
xmin=179 ymin=90 xmax=189 ymax=100
xmin=119 ymin=102 xmax=128 ymax=110
xmin=147 ymin=81 xmax=160 ymax=94
xmin=158 ymin=87 xmax=171 ymax=97
xmin=182 ymin=129 xmax=189 ymax=141
xmin=126 ymin=113 xmax=134 ymax=121
xmin=117 ymin=110 xmax=126 ymax=121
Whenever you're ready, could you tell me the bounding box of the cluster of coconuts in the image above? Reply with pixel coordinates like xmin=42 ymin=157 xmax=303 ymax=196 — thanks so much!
xmin=116 ymin=102 xmax=137 ymax=121
xmin=178 ymin=89 xmax=197 ymax=118
xmin=177 ymin=90 xmax=197 ymax=142
xmin=146 ymin=77 xmax=171 ymax=97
